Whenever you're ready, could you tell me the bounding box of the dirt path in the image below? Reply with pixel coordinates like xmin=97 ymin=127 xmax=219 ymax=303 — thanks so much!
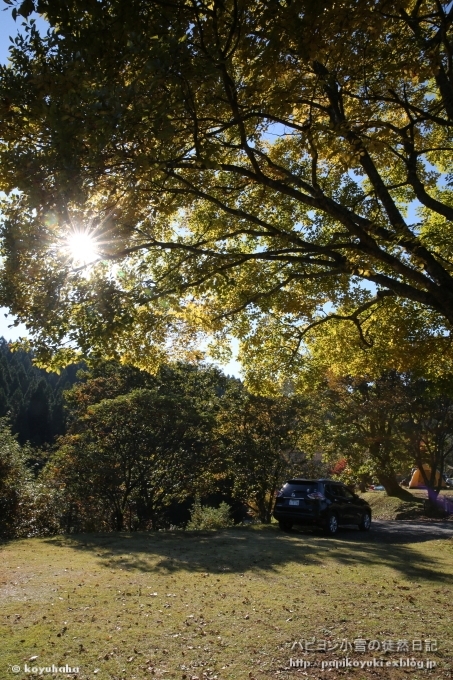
xmin=372 ymin=519 xmax=453 ymax=539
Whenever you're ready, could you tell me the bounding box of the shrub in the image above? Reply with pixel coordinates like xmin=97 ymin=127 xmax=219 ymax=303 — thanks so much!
xmin=18 ymin=483 xmax=64 ymax=537
xmin=186 ymin=497 xmax=233 ymax=531
xmin=0 ymin=419 xmax=31 ymax=539
xmin=0 ymin=419 xmax=64 ymax=539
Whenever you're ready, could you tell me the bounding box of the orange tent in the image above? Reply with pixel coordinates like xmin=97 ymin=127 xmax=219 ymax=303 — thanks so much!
xmin=409 ymin=465 xmax=447 ymax=489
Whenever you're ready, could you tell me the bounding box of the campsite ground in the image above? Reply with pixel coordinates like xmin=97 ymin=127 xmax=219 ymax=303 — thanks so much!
xmin=1 ymin=522 xmax=452 ymax=680
xmin=362 ymin=490 xmax=453 ymax=521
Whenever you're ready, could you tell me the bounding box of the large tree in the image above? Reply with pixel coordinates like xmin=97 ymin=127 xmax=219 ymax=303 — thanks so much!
xmin=48 ymin=361 xmax=231 ymax=530
xmin=305 ymin=370 xmax=453 ymax=500
xmin=398 ymin=377 xmax=453 ymax=501
xmin=51 ymin=387 xmax=215 ymax=530
xmin=216 ymin=383 xmax=308 ymax=522
xmin=2 ymin=0 xmax=453 ymax=379
xmin=309 ymin=372 xmax=415 ymax=497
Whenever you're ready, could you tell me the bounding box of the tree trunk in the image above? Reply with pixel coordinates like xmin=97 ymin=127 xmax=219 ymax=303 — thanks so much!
xmin=377 ymin=472 xmax=414 ymax=500
xmin=423 ymin=487 xmax=442 ymax=514
xmin=112 ymin=509 xmax=124 ymax=531
xmin=266 ymin=492 xmax=275 ymax=524
xmin=256 ymin=495 xmax=271 ymax=523
xmin=435 ymin=66 xmax=453 ymax=121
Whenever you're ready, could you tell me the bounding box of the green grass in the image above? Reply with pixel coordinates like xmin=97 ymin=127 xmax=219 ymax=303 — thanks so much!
xmin=360 ymin=492 xmax=424 ymax=520
xmin=1 ymin=525 xmax=452 ymax=679
xmin=362 ymin=490 xmax=453 ymax=520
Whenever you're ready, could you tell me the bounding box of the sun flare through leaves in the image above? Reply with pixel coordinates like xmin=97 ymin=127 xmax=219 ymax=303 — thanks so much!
xmin=65 ymin=228 xmax=100 ymax=266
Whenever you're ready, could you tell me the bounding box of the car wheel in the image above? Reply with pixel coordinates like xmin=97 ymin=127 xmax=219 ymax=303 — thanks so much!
xmin=278 ymin=520 xmax=293 ymax=531
xmin=358 ymin=512 xmax=371 ymax=531
xmin=324 ymin=513 xmax=338 ymax=536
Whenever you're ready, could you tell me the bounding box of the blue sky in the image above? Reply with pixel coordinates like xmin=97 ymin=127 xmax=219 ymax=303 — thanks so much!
xmin=0 ymin=5 xmax=48 ymax=64
xmin=0 ymin=6 xmax=18 ymax=65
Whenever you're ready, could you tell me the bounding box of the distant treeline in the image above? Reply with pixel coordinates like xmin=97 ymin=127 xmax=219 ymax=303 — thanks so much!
xmin=0 ymin=338 xmax=80 ymax=447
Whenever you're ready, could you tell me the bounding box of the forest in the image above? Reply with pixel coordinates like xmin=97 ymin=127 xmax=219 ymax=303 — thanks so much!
xmin=0 ymin=337 xmax=79 ymax=447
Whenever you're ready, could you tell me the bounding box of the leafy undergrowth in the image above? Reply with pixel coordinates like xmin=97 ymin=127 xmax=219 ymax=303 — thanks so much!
xmin=361 ymin=491 xmax=453 ymax=520
xmin=1 ymin=525 xmax=452 ymax=680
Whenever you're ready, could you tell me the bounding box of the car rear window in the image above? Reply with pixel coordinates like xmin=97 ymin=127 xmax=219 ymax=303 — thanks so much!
xmin=282 ymin=482 xmax=319 ymax=496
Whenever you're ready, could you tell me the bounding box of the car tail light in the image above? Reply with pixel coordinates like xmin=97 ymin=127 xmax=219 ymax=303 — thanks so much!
xmin=276 ymin=490 xmax=284 ymax=497
xmin=307 ymin=492 xmax=325 ymax=500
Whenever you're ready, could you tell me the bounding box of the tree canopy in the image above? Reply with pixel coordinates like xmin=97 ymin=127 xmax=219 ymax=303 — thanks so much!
xmin=2 ymin=0 xmax=453 ymax=382
xmin=53 ymin=387 xmax=215 ymax=530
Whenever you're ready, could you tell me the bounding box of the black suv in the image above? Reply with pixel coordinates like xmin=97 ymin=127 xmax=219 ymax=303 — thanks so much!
xmin=273 ymin=478 xmax=372 ymax=535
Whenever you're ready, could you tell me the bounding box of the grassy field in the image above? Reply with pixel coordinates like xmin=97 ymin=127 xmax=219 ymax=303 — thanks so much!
xmin=1 ymin=524 xmax=452 ymax=680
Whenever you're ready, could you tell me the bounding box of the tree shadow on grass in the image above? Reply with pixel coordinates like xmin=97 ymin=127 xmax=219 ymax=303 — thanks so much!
xmin=43 ymin=522 xmax=453 ymax=584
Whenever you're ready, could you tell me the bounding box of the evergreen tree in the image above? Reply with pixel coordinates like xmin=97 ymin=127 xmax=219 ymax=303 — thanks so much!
xmin=0 ymin=338 xmax=81 ymax=446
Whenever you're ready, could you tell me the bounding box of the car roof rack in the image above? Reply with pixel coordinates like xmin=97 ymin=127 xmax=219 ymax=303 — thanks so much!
xmin=286 ymin=478 xmax=336 ymax=483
